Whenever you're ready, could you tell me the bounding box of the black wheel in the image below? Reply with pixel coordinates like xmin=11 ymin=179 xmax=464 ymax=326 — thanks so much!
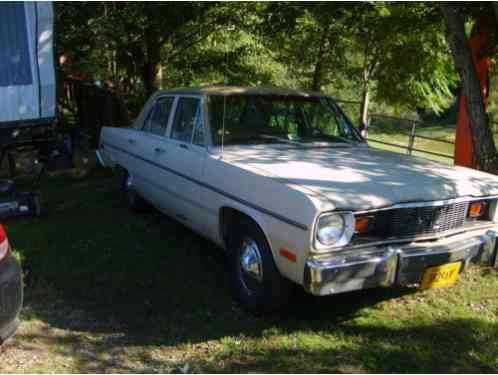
xmin=227 ymin=218 xmax=292 ymax=313
xmin=28 ymin=193 xmax=42 ymax=217
xmin=121 ymin=170 xmax=148 ymax=212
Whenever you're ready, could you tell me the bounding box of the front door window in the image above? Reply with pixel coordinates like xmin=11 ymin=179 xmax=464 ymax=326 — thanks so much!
xmin=171 ymin=97 xmax=203 ymax=145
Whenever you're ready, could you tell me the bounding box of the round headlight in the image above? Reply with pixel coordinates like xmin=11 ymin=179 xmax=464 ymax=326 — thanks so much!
xmin=317 ymin=215 xmax=344 ymax=245
xmin=315 ymin=212 xmax=354 ymax=249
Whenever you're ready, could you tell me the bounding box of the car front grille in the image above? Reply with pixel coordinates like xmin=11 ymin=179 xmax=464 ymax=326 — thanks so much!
xmin=386 ymin=201 xmax=468 ymax=238
xmin=353 ymin=199 xmax=496 ymax=243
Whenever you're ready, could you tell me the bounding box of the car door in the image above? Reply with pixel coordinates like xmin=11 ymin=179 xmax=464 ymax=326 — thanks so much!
xmin=154 ymin=95 xmax=207 ymax=232
xmin=133 ymin=95 xmax=175 ymax=207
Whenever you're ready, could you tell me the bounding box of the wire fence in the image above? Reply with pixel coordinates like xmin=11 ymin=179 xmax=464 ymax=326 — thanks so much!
xmin=335 ymin=99 xmax=497 ymax=165
xmin=366 ymin=114 xmax=456 ymax=163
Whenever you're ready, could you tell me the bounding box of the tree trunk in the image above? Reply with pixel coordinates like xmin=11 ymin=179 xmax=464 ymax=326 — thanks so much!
xmin=311 ymin=33 xmax=329 ymax=92
xmin=359 ymin=42 xmax=374 ymax=126
xmin=441 ymin=4 xmax=497 ymax=171
xmin=142 ymin=60 xmax=159 ymax=99
xmin=360 ymin=50 xmax=370 ymax=125
xmin=141 ymin=28 xmax=161 ymax=99
xmin=360 ymin=82 xmax=370 ymax=126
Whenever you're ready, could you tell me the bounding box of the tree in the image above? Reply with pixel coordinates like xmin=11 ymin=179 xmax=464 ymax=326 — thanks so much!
xmin=56 ymin=2 xmax=239 ymax=101
xmin=257 ymin=3 xmax=457 ymax=123
xmin=101 ymin=3 xmax=227 ymax=98
xmin=351 ymin=3 xmax=457 ymax=122
xmin=441 ymin=3 xmax=497 ymax=171
xmin=55 ymin=1 xmax=495 ymax=154
xmin=258 ymin=3 xmax=352 ymax=93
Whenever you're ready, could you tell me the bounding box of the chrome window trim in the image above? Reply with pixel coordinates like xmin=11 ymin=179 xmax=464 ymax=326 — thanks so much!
xmin=353 ymin=195 xmax=498 ymax=215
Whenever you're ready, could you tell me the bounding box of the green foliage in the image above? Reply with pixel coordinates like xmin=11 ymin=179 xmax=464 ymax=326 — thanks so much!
xmin=366 ymin=4 xmax=457 ymax=113
xmin=55 ymin=2 xmax=462 ymax=117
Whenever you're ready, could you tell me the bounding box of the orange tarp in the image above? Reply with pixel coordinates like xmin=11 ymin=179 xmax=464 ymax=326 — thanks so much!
xmin=454 ymin=20 xmax=491 ymax=168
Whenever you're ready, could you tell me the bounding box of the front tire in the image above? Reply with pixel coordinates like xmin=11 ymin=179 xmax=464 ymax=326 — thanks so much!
xmin=121 ymin=170 xmax=148 ymax=212
xmin=227 ymin=219 xmax=292 ymax=313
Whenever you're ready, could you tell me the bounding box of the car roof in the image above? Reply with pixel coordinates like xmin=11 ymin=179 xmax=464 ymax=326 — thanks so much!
xmin=154 ymin=85 xmax=326 ymax=98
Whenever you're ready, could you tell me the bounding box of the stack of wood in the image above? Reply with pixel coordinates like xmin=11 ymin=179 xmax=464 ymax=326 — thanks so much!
xmin=60 ymin=78 xmax=130 ymax=148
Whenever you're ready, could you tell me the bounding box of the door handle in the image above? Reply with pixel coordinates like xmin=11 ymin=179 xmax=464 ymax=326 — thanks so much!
xmin=179 ymin=144 xmax=189 ymax=150
xmin=154 ymin=147 xmax=165 ymax=153
xmin=128 ymin=139 xmax=136 ymax=144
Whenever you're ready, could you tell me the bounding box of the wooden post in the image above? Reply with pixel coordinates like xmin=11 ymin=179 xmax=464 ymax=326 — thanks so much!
xmin=407 ymin=121 xmax=417 ymax=155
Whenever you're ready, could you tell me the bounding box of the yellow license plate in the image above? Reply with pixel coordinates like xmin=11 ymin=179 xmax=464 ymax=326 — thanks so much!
xmin=421 ymin=262 xmax=462 ymax=289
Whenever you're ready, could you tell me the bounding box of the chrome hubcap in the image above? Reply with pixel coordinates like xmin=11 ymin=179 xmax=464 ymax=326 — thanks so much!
xmin=239 ymin=238 xmax=263 ymax=294
xmin=126 ymin=174 xmax=133 ymax=189
xmin=125 ymin=174 xmax=136 ymax=204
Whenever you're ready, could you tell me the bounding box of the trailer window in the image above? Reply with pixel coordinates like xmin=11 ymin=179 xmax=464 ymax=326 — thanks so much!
xmin=0 ymin=2 xmax=33 ymax=87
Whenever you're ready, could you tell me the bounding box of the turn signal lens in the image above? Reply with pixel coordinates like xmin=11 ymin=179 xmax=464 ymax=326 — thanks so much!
xmin=279 ymin=248 xmax=297 ymax=263
xmin=355 ymin=216 xmax=373 ymax=233
xmin=468 ymin=202 xmax=484 ymax=218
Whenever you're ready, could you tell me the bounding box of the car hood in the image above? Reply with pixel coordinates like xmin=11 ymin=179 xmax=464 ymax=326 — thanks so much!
xmin=221 ymin=145 xmax=498 ymax=211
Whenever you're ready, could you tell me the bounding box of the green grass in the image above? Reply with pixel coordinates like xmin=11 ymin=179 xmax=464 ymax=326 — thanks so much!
xmin=1 ymin=169 xmax=498 ymax=373
xmin=367 ymin=125 xmax=455 ymax=165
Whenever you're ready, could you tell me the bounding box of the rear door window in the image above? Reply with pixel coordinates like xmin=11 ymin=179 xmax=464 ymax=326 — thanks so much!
xmin=143 ymin=96 xmax=174 ymax=136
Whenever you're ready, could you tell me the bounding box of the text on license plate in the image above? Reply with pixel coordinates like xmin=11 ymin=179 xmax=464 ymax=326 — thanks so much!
xmin=421 ymin=262 xmax=462 ymax=289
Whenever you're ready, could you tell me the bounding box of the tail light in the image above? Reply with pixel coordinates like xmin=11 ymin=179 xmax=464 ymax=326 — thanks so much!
xmin=0 ymin=225 xmax=10 ymax=261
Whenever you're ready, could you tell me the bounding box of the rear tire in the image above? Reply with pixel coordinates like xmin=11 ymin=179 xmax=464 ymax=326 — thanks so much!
xmin=121 ymin=170 xmax=148 ymax=212
xmin=227 ymin=218 xmax=292 ymax=314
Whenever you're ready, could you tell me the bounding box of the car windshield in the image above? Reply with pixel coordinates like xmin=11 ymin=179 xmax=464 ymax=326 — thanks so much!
xmin=207 ymin=94 xmax=362 ymax=146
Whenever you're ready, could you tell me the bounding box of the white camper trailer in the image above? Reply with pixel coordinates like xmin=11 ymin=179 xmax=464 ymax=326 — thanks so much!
xmin=0 ymin=2 xmax=55 ymax=219
xmin=0 ymin=1 xmax=55 ymax=127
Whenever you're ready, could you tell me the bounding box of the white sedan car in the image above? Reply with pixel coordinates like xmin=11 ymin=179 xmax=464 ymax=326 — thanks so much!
xmin=98 ymin=86 xmax=498 ymax=313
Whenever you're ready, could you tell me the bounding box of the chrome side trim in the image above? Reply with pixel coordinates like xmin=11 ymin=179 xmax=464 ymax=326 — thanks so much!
xmin=354 ymin=195 xmax=498 ymax=214
xmin=103 ymin=141 xmax=309 ymax=231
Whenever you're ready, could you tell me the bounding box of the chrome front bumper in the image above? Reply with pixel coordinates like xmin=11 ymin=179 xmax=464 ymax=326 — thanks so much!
xmin=304 ymin=230 xmax=498 ymax=296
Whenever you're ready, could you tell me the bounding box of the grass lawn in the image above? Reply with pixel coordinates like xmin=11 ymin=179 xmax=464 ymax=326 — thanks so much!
xmin=1 ymin=169 xmax=498 ymax=373
xmin=366 ymin=122 xmax=498 ymax=165
xmin=366 ymin=125 xmax=456 ymax=165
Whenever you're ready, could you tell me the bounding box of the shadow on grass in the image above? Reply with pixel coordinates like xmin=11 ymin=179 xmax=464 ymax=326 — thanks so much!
xmin=6 ymin=170 xmax=498 ymax=372
xmin=188 ymin=318 xmax=498 ymax=373
xmin=11 ymin=311 xmax=498 ymax=373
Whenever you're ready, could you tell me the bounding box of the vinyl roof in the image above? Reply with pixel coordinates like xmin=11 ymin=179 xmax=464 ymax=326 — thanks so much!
xmin=156 ymin=85 xmax=325 ymax=97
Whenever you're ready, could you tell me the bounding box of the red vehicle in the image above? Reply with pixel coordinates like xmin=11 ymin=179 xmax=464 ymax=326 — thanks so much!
xmin=0 ymin=224 xmax=22 ymax=344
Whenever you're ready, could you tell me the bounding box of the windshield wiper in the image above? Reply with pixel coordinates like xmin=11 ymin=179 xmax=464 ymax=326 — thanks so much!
xmin=259 ymin=134 xmax=303 ymax=146
xmin=223 ymin=135 xmax=286 ymax=145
